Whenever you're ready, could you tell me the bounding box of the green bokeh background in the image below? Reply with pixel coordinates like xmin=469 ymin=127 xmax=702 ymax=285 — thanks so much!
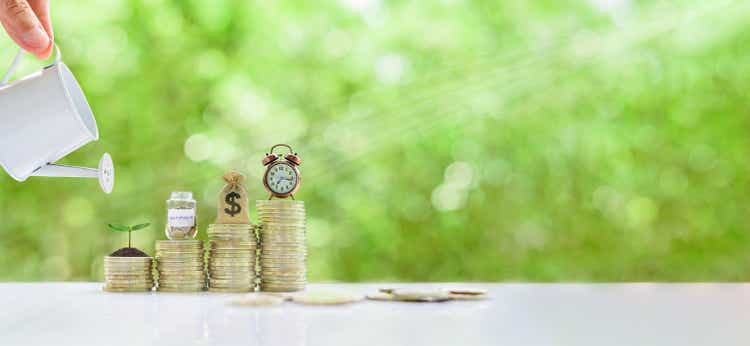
xmin=1 ymin=0 xmax=749 ymax=282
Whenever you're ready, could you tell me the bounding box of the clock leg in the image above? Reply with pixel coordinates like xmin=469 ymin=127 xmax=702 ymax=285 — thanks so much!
xmin=290 ymin=194 xmax=295 ymax=200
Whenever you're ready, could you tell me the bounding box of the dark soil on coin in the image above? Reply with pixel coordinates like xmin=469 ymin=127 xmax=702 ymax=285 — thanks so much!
xmin=110 ymin=247 xmax=149 ymax=257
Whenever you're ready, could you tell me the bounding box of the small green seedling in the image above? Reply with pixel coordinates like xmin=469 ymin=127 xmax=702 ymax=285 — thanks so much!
xmin=107 ymin=223 xmax=151 ymax=248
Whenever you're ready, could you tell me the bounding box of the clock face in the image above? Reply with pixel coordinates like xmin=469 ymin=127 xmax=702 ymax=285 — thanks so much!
xmin=266 ymin=163 xmax=298 ymax=194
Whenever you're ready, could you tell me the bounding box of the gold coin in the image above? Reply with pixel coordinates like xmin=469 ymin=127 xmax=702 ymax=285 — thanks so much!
xmin=209 ymin=268 xmax=253 ymax=273
xmin=390 ymin=289 xmax=452 ymax=302
xmin=260 ymin=270 xmax=304 ymax=275
xmin=105 ymin=284 xmax=154 ymax=290
xmin=155 ymin=252 xmax=204 ymax=258
xmin=366 ymin=292 xmax=395 ymax=301
xmin=157 ymin=281 xmax=205 ymax=287
xmin=209 ymin=273 xmax=254 ymax=277
xmin=290 ymin=290 xmax=363 ymax=305
xmin=208 ymin=262 xmax=254 ymax=266
xmin=259 ymin=249 xmax=305 ymax=254
xmin=448 ymin=293 xmax=489 ymax=300
xmin=103 ymin=286 xmax=153 ymax=292
xmin=258 ymin=225 xmax=306 ymax=231
xmin=259 ymin=255 xmax=305 ymax=260
xmin=260 ymin=261 xmax=305 ymax=266
xmin=156 ymin=287 xmax=205 ymax=292
xmin=208 ymin=264 xmax=254 ymax=269
xmin=209 ymin=259 xmax=253 ymax=264
xmin=209 ymin=247 xmax=256 ymax=251
xmin=207 ymin=237 xmax=255 ymax=241
xmin=260 ymin=255 xmax=304 ymax=259
xmin=104 ymin=256 xmax=153 ymax=261
xmin=208 ymin=223 xmax=255 ymax=227
xmin=259 ymin=267 xmax=305 ymax=273
xmin=210 ymin=278 xmax=254 ymax=285
xmin=208 ymin=287 xmax=252 ymax=293
xmin=209 ymin=271 xmax=253 ymax=276
xmin=105 ymin=274 xmax=153 ymax=279
xmin=158 ymin=278 xmax=205 ymax=283
xmin=157 ymin=272 xmax=205 ymax=278
xmin=260 ymin=263 xmax=306 ymax=269
xmin=445 ymin=288 xmax=488 ymax=296
xmin=260 ymin=278 xmax=305 ymax=283
xmin=156 ymin=266 xmax=205 ymax=271
xmin=209 ymin=277 xmax=255 ymax=282
xmin=209 ymin=240 xmax=256 ymax=246
xmin=259 ymin=245 xmax=306 ymax=250
xmin=209 ymin=257 xmax=254 ymax=262
xmin=209 ymin=249 xmax=254 ymax=254
xmin=158 ymin=280 xmax=205 ymax=286
xmin=209 ymin=267 xmax=254 ymax=272
xmin=259 ymin=231 xmax=304 ymax=236
xmin=105 ymin=268 xmax=152 ymax=273
xmin=104 ymin=264 xmax=152 ymax=269
xmin=209 ymin=255 xmax=255 ymax=260
xmin=260 ymin=239 xmax=305 ymax=244
xmin=156 ymin=259 xmax=204 ymax=264
xmin=256 ymin=204 xmax=305 ymax=210
xmin=105 ymin=283 xmax=154 ymax=289
xmin=259 ymin=282 xmax=306 ymax=286
xmin=103 ymin=263 xmax=150 ymax=268
xmin=257 ymin=215 xmax=306 ymax=221
xmin=259 ymin=287 xmax=305 ymax=293
xmin=207 ymin=229 xmax=254 ymax=233
xmin=155 ymin=259 xmax=204 ymax=264
xmin=106 ymin=277 xmax=154 ymax=283
xmin=255 ymin=200 xmax=305 ymax=206
xmin=208 ymin=243 xmax=258 ymax=252
xmin=260 ymin=279 xmax=307 ymax=284
xmin=156 ymin=240 xmax=203 ymax=246
xmin=209 ymin=284 xmax=253 ymax=290
xmin=207 ymin=234 xmax=254 ymax=239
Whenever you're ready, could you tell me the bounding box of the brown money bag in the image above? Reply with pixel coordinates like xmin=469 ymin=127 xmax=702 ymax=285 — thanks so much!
xmin=215 ymin=171 xmax=250 ymax=224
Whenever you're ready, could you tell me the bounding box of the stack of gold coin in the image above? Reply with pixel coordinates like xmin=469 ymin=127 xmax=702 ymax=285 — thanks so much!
xmin=256 ymin=200 xmax=306 ymax=292
xmin=155 ymin=240 xmax=205 ymax=292
xmin=207 ymin=237 xmax=257 ymax=292
xmin=103 ymin=256 xmax=154 ymax=292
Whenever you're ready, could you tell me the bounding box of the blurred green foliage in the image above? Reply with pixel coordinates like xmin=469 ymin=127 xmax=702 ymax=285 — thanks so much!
xmin=1 ymin=0 xmax=750 ymax=282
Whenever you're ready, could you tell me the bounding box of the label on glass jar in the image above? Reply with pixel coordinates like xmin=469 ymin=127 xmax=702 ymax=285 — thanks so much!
xmin=167 ymin=208 xmax=195 ymax=228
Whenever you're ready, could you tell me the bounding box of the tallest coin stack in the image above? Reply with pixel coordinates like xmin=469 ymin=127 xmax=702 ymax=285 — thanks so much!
xmin=257 ymin=200 xmax=307 ymax=292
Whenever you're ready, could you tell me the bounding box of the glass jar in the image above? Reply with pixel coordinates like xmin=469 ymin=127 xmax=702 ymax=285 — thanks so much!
xmin=165 ymin=191 xmax=197 ymax=239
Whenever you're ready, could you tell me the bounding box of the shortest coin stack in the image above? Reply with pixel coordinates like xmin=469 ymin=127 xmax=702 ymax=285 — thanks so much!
xmin=103 ymin=256 xmax=154 ymax=292
xmin=155 ymin=240 xmax=205 ymax=292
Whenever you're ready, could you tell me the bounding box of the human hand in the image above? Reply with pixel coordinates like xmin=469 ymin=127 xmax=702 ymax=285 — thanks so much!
xmin=0 ymin=0 xmax=53 ymax=59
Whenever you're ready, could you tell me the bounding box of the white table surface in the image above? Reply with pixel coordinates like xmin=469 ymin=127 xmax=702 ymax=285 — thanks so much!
xmin=1 ymin=283 xmax=749 ymax=346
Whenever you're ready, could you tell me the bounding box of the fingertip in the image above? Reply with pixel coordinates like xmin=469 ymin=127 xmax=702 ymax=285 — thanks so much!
xmin=33 ymin=40 xmax=54 ymax=59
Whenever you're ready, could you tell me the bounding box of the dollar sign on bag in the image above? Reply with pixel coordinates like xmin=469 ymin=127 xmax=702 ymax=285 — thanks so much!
xmin=224 ymin=192 xmax=242 ymax=217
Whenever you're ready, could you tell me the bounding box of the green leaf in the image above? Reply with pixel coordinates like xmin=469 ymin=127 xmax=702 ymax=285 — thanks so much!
xmin=130 ymin=223 xmax=151 ymax=231
xmin=107 ymin=223 xmax=130 ymax=232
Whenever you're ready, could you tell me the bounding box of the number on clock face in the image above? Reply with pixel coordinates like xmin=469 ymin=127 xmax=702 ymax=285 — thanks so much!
xmin=267 ymin=163 xmax=297 ymax=194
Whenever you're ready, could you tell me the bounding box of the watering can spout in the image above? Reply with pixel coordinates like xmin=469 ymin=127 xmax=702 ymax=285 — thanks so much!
xmin=30 ymin=153 xmax=115 ymax=194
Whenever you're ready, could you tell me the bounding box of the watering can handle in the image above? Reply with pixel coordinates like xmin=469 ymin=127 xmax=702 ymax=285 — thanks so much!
xmin=1 ymin=44 xmax=62 ymax=86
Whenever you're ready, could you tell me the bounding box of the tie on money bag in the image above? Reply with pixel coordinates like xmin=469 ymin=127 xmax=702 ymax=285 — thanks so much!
xmin=215 ymin=171 xmax=250 ymax=224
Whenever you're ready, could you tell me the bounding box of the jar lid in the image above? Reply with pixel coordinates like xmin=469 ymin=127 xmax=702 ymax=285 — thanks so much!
xmin=168 ymin=191 xmax=194 ymax=201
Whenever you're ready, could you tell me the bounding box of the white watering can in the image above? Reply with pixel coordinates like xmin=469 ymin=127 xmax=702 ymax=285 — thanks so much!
xmin=0 ymin=46 xmax=114 ymax=193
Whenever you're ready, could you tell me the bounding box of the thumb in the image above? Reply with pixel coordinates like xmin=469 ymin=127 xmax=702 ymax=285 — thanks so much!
xmin=0 ymin=0 xmax=51 ymax=58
